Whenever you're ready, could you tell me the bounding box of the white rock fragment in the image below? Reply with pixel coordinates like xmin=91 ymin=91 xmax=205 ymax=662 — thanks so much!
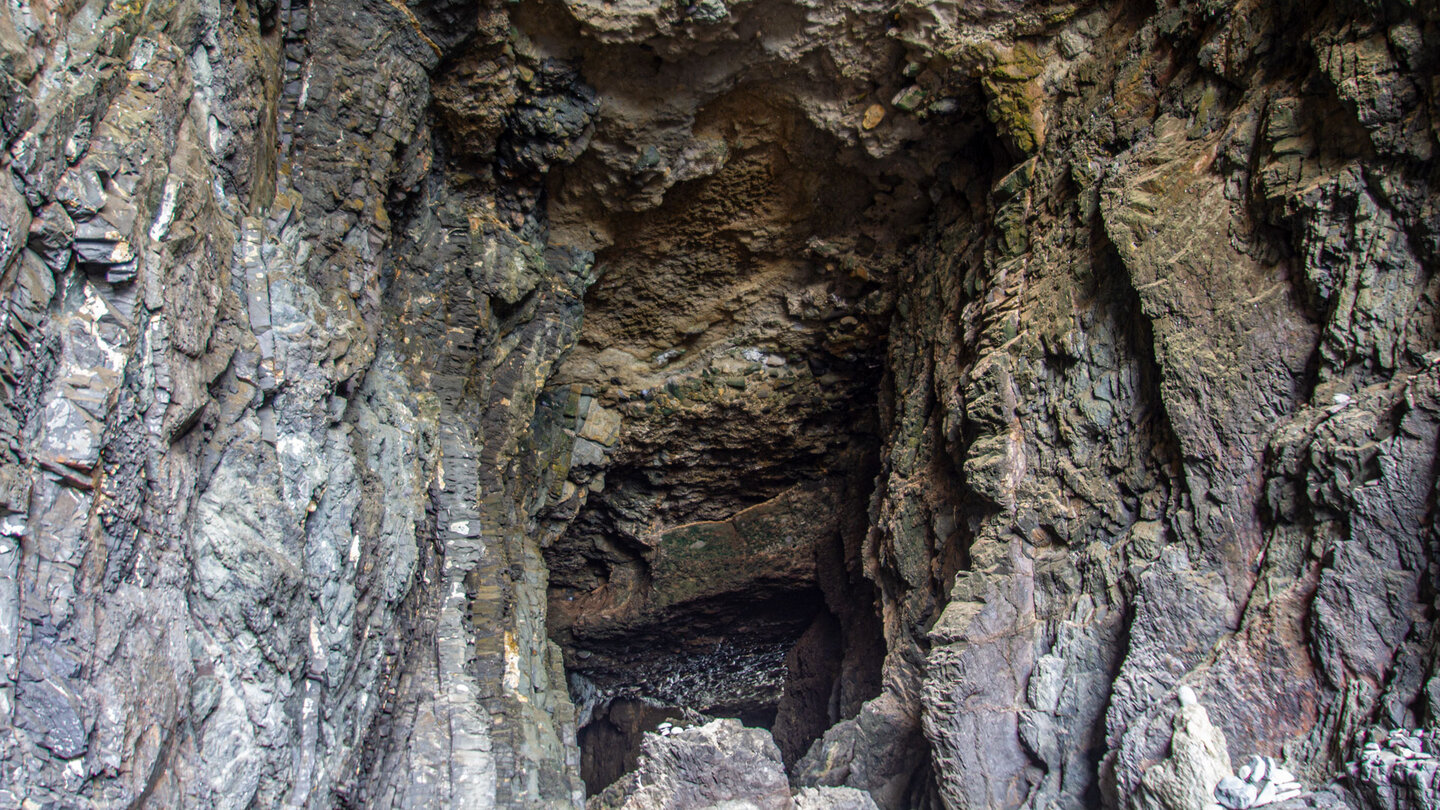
xmin=1215 ymin=775 xmax=1259 ymax=809
xmin=1347 ymin=726 xmax=1440 ymax=805
xmin=1138 ymin=686 xmax=1230 ymax=810
xmin=1212 ymin=754 xmax=1305 ymax=809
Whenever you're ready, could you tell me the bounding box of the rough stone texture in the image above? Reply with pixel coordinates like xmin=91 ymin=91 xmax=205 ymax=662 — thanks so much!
xmin=1135 ymin=688 xmax=1233 ymax=810
xmin=0 ymin=0 xmax=588 ymax=805
xmin=794 ymin=786 xmax=882 ymax=810
xmin=1342 ymin=727 xmax=1440 ymax=810
xmin=588 ymin=718 xmax=794 ymax=810
xmin=0 ymin=0 xmax=1438 ymax=808
xmin=585 ymin=718 xmax=882 ymax=810
xmin=855 ymin=1 xmax=1440 ymax=808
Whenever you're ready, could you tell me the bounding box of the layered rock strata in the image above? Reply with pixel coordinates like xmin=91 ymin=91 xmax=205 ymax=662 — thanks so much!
xmin=0 ymin=0 xmax=1436 ymax=809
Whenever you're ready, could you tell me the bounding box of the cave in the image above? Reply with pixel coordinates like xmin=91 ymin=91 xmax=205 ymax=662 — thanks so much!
xmin=531 ymin=68 xmax=929 ymax=801
xmin=5 ymin=0 xmax=1440 ymax=808
xmin=483 ymin=2 xmax=987 ymax=795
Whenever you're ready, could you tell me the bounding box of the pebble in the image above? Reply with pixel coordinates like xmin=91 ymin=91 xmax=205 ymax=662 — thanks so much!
xmin=1213 ymin=755 xmax=1304 ymax=809
xmin=1215 ymin=775 xmax=1259 ymax=809
xmin=1348 ymin=726 xmax=1440 ymax=802
xmin=1177 ymin=685 xmax=1198 ymax=707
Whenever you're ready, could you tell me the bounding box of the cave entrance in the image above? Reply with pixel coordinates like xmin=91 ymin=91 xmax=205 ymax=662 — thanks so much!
xmin=543 ymin=461 xmax=886 ymax=795
xmin=532 ymin=75 xmax=902 ymax=793
xmin=513 ymin=3 xmax=970 ymax=791
xmin=562 ymin=579 xmax=824 ymax=795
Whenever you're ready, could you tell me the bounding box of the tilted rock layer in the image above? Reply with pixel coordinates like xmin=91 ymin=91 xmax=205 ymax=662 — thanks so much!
xmin=0 ymin=0 xmax=1437 ymax=808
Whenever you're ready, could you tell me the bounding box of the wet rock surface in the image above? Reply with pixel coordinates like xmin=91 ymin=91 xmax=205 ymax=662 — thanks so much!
xmin=0 ymin=0 xmax=1437 ymax=808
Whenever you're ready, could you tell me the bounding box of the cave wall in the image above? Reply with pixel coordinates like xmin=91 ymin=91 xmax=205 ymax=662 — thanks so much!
xmin=839 ymin=1 xmax=1440 ymax=809
xmin=0 ymin=0 xmax=1436 ymax=808
xmin=0 ymin=0 xmax=591 ymax=804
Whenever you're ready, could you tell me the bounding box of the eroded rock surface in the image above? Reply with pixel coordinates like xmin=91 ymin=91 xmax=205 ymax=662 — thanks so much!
xmin=589 ymin=718 xmax=881 ymax=810
xmin=0 ymin=0 xmax=1437 ymax=808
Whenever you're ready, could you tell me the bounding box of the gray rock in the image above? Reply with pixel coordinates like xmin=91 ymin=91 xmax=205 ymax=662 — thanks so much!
xmin=1345 ymin=727 xmax=1440 ymax=810
xmin=0 ymin=170 xmax=31 ymax=272
xmin=1134 ymin=689 xmax=1233 ymax=810
xmin=53 ymin=167 xmax=106 ymax=221
xmin=25 ymin=202 xmax=72 ymax=271
xmin=793 ymin=787 xmax=881 ymax=810
xmin=688 ymin=0 xmax=729 ymax=23
xmin=1216 ymin=776 xmax=1261 ymax=809
xmin=1 ymin=1 xmax=1439 ymax=809
xmin=792 ymin=692 xmax=928 ymax=808
xmin=589 ymin=719 xmax=793 ymax=810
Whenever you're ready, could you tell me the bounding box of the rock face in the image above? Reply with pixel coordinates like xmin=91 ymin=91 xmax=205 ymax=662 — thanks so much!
xmin=1346 ymin=728 xmax=1440 ymax=810
xmin=0 ymin=0 xmax=1437 ymax=808
xmin=589 ymin=718 xmax=796 ymax=810
xmin=589 ymin=718 xmax=881 ymax=810
xmin=1136 ymin=687 xmax=1233 ymax=810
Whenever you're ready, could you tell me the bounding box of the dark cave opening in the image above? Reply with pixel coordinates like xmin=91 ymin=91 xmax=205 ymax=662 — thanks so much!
xmin=527 ymin=105 xmax=942 ymax=799
xmin=503 ymin=2 xmax=983 ymax=796
xmin=549 ymin=534 xmax=885 ymax=796
xmin=534 ymin=345 xmax=892 ymax=794
xmin=540 ymin=413 xmax=891 ymax=795
xmin=532 ymin=83 xmax=903 ymax=792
